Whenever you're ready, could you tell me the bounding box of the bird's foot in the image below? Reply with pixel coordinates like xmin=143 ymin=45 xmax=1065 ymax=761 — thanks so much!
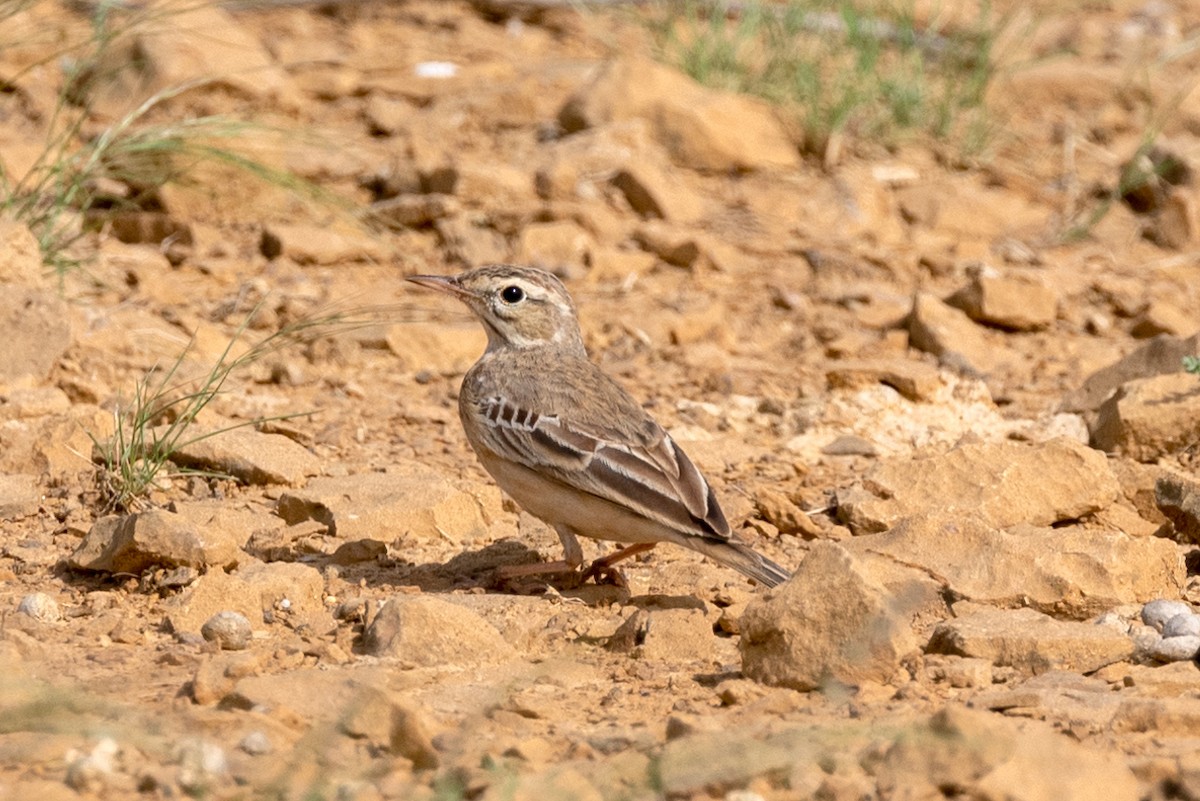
xmin=579 ymin=560 xmax=629 ymax=588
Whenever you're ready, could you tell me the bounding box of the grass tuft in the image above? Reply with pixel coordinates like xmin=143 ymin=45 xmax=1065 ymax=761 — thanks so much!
xmin=91 ymin=303 xmax=378 ymax=513
xmin=0 ymin=0 xmax=344 ymax=274
xmin=648 ymin=0 xmax=1007 ymax=157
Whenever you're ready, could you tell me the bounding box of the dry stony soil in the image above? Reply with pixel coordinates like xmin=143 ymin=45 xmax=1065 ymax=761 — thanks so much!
xmin=4 ymin=1 xmax=1200 ymax=799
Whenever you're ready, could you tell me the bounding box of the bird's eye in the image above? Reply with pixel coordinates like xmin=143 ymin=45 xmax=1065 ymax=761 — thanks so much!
xmin=500 ymin=285 xmax=525 ymax=304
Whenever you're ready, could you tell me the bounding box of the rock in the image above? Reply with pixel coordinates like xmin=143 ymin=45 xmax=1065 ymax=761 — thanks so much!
xmin=1150 ymin=634 xmax=1200 ymax=662
xmin=559 ymin=57 xmax=799 ymax=173
xmin=1060 ymin=332 xmax=1200 ymax=414
xmin=631 ymin=221 xmax=746 ymax=271
xmin=608 ymin=608 xmax=716 ymax=661
xmin=0 ymin=285 xmax=71 ymax=386
xmin=0 ymin=474 xmax=39 ymax=520
xmin=260 ymin=223 xmax=386 ymax=265
xmin=435 ymin=217 xmax=510 ymax=267
xmin=16 ymin=593 xmax=60 ymax=623
xmin=1164 ymin=613 xmax=1200 ymax=638
xmin=276 ymin=467 xmax=489 ymax=544
xmin=174 ymin=737 xmax=229 ymax=796
xmin=739 ymin=542 xmax=920 ymax=690
xmin=369 ymin=193 xmax=459 ymax=229
xmin=1145 ymin=187 xmax=1199 ymax=249
xmin=824 ymin=358 xmax=944 ymax=402
xmin=908 ymin=291 xmax=1002 ymax=374
xmin=854 ymin=515 xmax=1183 ymax=619
xmin=162 ymin=571 xmax=263 ymax=636
xmin=609 ymin=163 xmax=705 ymax=222
xmin=1144 ymin=599 xmax=1196 ymax=630
xmin=874 ymin=705 xmax=1139 ymax=801
xmin=1131 ymin=297 xmax=1196 ymax=338
xmin=191 ymin=652 xmax=260 ymax=705
xmin=1156 ymin=474 xmax=1200 ymax=542
xmin=927 ymin=607 xmax=1134 ymax=674
xmin=238 ymin=732 xmax=272 ymax=756
xmin=338 ymin=684 xmax=439 ymax=769
xmin=362 ymin=595 xmax=515 ymax=666
xmin=64 ymin=737 xmax=120 ymax=793
xmin=837 ymin=438 xmax=1120 ymax=534
xmin=1092 ymin=372 xmax=1200 ymax=460
xmin=236 ymin=560 xmax=326 ymax=624
xmin=200 ymin=611 xmax=253 ymax=650
xmin=128 ymin=5 xmax=292 ymax=105
xmin=69 ymin=510 xmax=223 ymax=574
xmin=753 ymin=487 xmax=821 ymax=538
xmin=516 ymin=220 xmax=595 ymax=277
xmin=169 ymin=501 xmax=281 ymax=566
xmin=0 ymin=220 xmax=45 ymax=285
xmin=946 ymin=272 xmax=1059 ymax=331
xmin=1111 ymin=697 xmax=1200 ymax=735
xmin=169 ymin=426 xmax=321 ymax=486
xmin=658 ymin=727 xmax=819 ymax=797
xmin=480 ymin=767 xmax=603 ymax=801
xmin=101 ymin=211 xmax=193 ymax=248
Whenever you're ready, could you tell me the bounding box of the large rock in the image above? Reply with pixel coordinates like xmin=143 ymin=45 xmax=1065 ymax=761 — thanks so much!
xmin=872 ymin=705 xmax=1139 ymax=801
xmin=69 ymin=509 xmax=237 ymax=574
xmin=276 ymin=467 xmax=489 ymax=544
xmin=1092 ymin=372 xmax=1200 ymax=461
xmin=856 ymin=515 xmax=1184 ymax=619
xmin=558 ymin=57 xmax=800 ymax=173
xmin=129 ymin=5 xmax=293 ymax=105
xmin=169 ymin=426 xmax=321 ymax=486
xmin=927 ymin=607 xmax=1134 ymax=675
xmin=837 ymin=438 xmax=1120 ymax=534
xmin=362 ymin=595 xmax=515 ymax=666
xmin=739 ymin=542 xmax=921 ymax=690
xmin=946 ymin=272 xmax=1059 ymax=331
xmin=1060 ymin=332 xmax=1200 ymax=414
xmin=907 ymin=292 xmax=997 ymax=374
xmin=0 ymin=220 xmax=44 ymax=285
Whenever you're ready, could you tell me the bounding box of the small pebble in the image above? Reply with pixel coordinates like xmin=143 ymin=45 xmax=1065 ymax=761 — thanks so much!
xmin=1142 ymin=599 xmax=1192 ymax=632
xmin=200 ymin=611 xmax=252 ymax=651
xmin=1150 ymin=634 xmax=1200 ymax=663
xmin=17 ymin=592 xmax=60 ymax=622
xmin=1163 ymin=613 xmax=1200 ymax=639
xmin=238 ymin=731 xmax=272 ymax=756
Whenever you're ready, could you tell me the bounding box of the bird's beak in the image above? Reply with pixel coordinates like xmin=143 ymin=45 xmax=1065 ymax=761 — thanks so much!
xmin=406 ymin=273 xmax=472 ymax=300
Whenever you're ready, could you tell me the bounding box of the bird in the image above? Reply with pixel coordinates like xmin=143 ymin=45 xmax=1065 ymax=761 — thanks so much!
xmin=406 ymin=264 xmax=791 ymax=588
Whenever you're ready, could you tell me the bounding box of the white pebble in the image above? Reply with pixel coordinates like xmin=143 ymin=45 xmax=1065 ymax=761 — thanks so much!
xmin=1163 ymin=613 xmax=1200 ymax=639
xmin=238 ymin=731 xmax=272 ymax=756
xmin=175 ymin=737 xmax=228 ymax=794
xmin=64 ymin=737 xmax=119 ymax=791
xmin=1142 ymin=599 xmax=1193 ymax=631
xmin=200 ymin=611 xmax=252 ymax=650
xmin=17 ymin=593 xmax=60 ymax=622
xmin=1150 ymin=634 xmax=1200 ymax=662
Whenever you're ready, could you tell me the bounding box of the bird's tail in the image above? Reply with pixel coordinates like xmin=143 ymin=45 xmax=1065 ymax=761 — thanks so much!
xmin=692 ymin=538 xmax=792 ymax=588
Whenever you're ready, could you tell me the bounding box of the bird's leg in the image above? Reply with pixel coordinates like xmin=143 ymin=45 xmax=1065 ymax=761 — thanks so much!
xmin=490 ymin=526 xmax=585 ymax=587
xmin=581 ymin=542 xmax=657 ymax=587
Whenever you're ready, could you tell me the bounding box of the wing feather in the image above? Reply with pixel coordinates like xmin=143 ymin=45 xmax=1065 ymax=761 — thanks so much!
xmin=474 ymin=395 xmax=730 ymax=541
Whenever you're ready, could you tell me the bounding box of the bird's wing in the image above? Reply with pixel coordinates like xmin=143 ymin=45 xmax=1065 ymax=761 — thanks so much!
xmin=474 ymin=394 xmax=732 ymax=542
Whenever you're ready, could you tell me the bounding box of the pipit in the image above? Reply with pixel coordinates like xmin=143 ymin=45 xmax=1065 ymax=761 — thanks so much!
xmin=407 ymin=264 xmax=790 ymax=588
